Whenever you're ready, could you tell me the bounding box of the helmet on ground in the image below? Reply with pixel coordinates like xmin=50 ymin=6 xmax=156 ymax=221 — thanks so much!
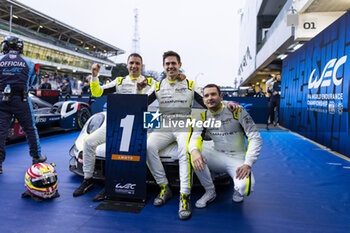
xmin=1 ymin=36 xmax=24 ymax=54
xmin=24 ymin=163 xmax=58 ymax=199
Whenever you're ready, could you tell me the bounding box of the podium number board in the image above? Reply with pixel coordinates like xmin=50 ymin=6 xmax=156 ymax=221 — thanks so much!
xmin=105 ymin=94 xmax=147 ymax=201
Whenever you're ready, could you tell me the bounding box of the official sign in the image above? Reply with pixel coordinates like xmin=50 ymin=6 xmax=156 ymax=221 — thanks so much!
xmin=295 ymin=12 xmax=345 ymax=40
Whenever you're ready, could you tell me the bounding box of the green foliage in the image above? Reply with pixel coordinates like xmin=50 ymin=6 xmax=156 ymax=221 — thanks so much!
xmin=112 ymin=63 xmax=128 ymax=77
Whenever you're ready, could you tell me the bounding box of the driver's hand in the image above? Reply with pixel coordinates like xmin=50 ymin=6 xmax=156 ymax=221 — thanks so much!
xmin=137 ymin=77 xmax=147 ymax=90
xmin=91 ymin=63 xmax=101 ymax=77
xmin=227 ymin=102 xmax=244 ymax=112
xmin=177 ymin=73 xmax=186 ymax=81
xmin=191 ymin=149 xmax=207 ymax=172
xmin=236 ymin=164 xmax=251 ymax=180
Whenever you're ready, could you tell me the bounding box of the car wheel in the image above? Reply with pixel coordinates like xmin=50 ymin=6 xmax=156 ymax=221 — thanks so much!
xmin=77 ymin=106 xmax=91 ymax=129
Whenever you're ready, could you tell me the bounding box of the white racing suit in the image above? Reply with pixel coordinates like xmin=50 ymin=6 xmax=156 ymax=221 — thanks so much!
xmin=82 ymin=75 xmax=155 ymax=179
xmin=147 ymin=78 xmax=204 ymax=195
xmin=188 ymin=103 xmax=262 ymax=196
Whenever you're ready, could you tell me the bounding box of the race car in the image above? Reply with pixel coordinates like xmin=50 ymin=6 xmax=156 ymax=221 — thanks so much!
xmin=8 ymin=93 xmax=91 ymax=138
xmin=69 ymin=111 xmax=231 ymax=187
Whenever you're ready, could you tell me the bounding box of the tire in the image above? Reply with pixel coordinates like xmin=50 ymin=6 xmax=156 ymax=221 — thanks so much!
xmin=76 ymin=106 xmax=91 ymax=129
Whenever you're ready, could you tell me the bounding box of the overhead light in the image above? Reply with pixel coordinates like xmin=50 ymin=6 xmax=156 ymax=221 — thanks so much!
xmin=39 ymin=25 xmax=43 ymax=28
xmin=288 ymin=42 xmax=304 ymax=51
xmin=73 ymin=70 xmax=76 ymax=72
xmin=103 ymin=50 xmax=107 ymax=53
xmin=288 ymin=42 xmax=297 ymax=50
xmin=293 ymin=43 xmax=303 ymax=50
xmin=262 ymin=79 xmax=266 ymax=82
xmin=80 ymin=41 xmax=84 ymax=44
xmin=93 ymin=46 xmax=96 ymax=49
xmin=256 ymin=82 xmax=260 ymax=85
xmin=84 ymin=47 xmax=89 ymax=49
xmin=57 ymin=67 xmax=61 ymax=70
xmin=277 ymin=54 xmax=288 ymax=60
xmin=13 ymin=15 xmax=18 ymax=19
xmin=280 ymin=54 xmax=288 ymax=60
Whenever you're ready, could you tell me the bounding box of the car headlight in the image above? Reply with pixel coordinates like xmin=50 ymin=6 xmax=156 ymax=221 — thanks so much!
xmin=87 ymin=113 xmax=105 ymax=134
xmin=69 ymin=144 xmax=79 ymax=157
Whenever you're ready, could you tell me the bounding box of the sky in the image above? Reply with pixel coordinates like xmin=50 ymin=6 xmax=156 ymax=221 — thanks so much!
xmin=18 ymin=0 xmax=245 ymax=87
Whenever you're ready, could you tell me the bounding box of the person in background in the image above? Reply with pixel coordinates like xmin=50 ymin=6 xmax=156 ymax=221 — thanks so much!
xmin=38 ymin=74 xmax=52 ymax=90
xmin=266 ymin=74 xmax=281 ymax=127
xmin=255 ymin=87 xmax=265 ymax=97
xmin=245 ymin=83 xmax=256 ymax=97
xmin=81 ymin=76 xmax=91 ymax=94
xmin=61 ymin=78 xmax=72 ymax=97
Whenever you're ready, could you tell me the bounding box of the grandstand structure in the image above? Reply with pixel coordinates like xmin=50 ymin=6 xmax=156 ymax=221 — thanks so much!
xmin=0 ymin=0 xmax=124 ymax=87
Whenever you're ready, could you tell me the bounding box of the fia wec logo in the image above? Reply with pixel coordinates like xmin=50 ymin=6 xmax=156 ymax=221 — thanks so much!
xmin=115 ymin=183 xmax=136 ymax=190
xmin=308 ymin=56 xmax=347 ymax=89
xmin=115 ymin=183 xmax=136 ymax=195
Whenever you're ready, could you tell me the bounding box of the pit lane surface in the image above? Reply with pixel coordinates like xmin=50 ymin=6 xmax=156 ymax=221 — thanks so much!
xmin=0 ymin=128 xmax=349 ymax=233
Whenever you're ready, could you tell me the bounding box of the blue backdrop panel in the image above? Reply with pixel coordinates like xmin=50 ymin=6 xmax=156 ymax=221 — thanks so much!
xmin=281 ymin=10 xmax=350 ymax=156
xmin=91 ymin=95 xmax=107 ymax=114
xmin=105 ymin=94 xmax=147 ymax=201
xmin=224 ymin=96 xmax=269 ymax=124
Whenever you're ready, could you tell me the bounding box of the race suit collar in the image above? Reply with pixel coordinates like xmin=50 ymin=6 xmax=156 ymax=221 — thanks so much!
xmin=128 ymin=74 xmax=141 ymax=80
xmin=209 ymin=102 xmax=224 ymax=115
xmin=166 ymin=77 xmax=178 ymax=83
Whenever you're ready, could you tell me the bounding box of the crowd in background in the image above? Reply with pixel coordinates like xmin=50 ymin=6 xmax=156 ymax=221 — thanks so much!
xmin=36 ymin=73 xmax=92 ymax=96
xmin=35 ymin=72 xmax=279 ymax=99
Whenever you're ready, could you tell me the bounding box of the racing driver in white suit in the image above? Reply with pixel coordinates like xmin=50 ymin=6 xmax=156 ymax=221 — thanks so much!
xmin=147 ymin=51 xmax=241 ymax=220
xmin=73 ymin=53 xmax=155 ymax=199
xmin=189 ymin=84 xmax=262 ymax=209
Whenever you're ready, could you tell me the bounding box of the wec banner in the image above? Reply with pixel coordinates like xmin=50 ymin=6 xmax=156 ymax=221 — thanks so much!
xmin=281 ymin=11 xmax=350 ymax=156
xmin=223 ymin=97 xmax=269 ymax=124
xmin=105 ymin=94 xmax=148 ymax=201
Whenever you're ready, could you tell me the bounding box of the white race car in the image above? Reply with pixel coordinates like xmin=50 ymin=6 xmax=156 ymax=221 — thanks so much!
xmin=8 ymin=93 xmax=91 ymax=139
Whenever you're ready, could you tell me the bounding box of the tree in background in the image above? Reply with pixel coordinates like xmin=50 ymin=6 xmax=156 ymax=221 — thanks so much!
xmin=144 ymin=70 xmax=159 ymax=80
xmin=112 ymin=63 xmax=129 ymax=78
